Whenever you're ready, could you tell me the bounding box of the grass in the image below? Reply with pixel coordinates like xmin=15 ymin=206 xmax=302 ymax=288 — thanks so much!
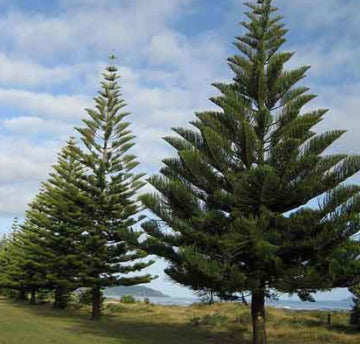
xmin=0 ymin=296 xmax=359 ymax=343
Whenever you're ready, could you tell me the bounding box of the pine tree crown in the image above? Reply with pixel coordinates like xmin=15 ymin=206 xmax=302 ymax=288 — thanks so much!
xmin=140 ymin=0 xmax=360 ymax=298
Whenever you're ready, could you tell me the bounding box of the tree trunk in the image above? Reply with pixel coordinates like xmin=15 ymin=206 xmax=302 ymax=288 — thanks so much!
xmin=29 ymin=288 xmax=36 ymax=305
xmin=251 ymin=289 xmax=266 ymax=344
xmin=53 ymin=287 xmax=68 ymax=309
xmin=91 ymin=287 xmax=101 ymax=320
xmin=209 ymin=291 xmax=214 ymax=305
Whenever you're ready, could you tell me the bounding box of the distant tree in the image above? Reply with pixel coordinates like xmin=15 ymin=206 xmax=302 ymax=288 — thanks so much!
xmin=24 ymin=138 xmax=88 ymax=309
xmin=0 ymin=219 xmax=28 ymax=300
xmin=3 ymin=215 xmax=49 ymax=304
xmin=0 ymin=140 xmax=89 ymax=308
xmin=0 ymin=220 xmax=17 ymax=284
xmin=140 ymin=1 xmax=360 ymax=343
xmin=73 ymin=61 xmax=155 ymax=319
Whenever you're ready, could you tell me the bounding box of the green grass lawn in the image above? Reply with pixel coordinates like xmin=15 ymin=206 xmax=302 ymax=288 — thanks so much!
xmin=0 ymin=296 xmax=360 ymax=343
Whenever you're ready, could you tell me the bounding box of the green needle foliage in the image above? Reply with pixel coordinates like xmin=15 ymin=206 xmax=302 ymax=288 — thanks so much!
xmin=73 ymin=62 xmax=155 ymax=320
xmin=140 ymin=1 xmax=360 ymax=343
xmin=0 ymin=219 xmax=29 ymax=300
xmin=24 ymin=138 xmax=89 ymax=309
xmin=0 ymin=139 xmax=90 ymax=307
xmin=4 ymin=215 xmax=49 ymax=304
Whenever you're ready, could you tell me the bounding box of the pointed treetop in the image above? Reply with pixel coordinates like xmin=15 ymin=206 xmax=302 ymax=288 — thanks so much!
xmin=108 ymin=52 xmax=117 ymax=66
xmin=106 ymin=53 xmax=118 ymax=74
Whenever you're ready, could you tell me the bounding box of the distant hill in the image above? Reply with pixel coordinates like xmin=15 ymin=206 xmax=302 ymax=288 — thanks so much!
xmin=105 ymin=285 xmax=170 ymax=298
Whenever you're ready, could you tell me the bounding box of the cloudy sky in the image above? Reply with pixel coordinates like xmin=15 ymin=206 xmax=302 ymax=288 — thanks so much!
xmin=0 ymin=0 xmax=359 ymax=300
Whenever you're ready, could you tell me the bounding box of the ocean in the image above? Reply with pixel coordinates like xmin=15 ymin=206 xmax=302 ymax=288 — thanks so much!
xmin=106 ymin=295 xmax=353 ymax=311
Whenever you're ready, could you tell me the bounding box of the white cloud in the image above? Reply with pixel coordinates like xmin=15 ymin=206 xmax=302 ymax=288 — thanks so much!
xmin=0 ymin=0 xmax=193 ymax=62
xmin=0 ymin=135 xmax=63 ymax=215
xmin=0 ymin=138 xmax=57 ymax=185
xmin=278 ymin=0 xmax=360 ymax=30
xmin=0 ymin=89 xmax=90 ymax=120
xmin=0 ymin=0 xmax=358 ymax=221
xmin=0 ymin=183 xmax=37 ymax=217
xmin=3 ymin=116 xmax=73 ymax=136
xmin=0 ymin=53 xmax=71 ymax=87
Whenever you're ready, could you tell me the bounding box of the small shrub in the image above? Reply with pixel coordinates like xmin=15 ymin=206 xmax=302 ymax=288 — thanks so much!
xmin=0 ymin=288 xmax=18 ymax=299
xmin=105 ymin=303 xmax=127 ymax=313
xmin=120 ymin=295 xmax=135 ymax=304
xmin=78 ymin=289 xmax=93 ymax=305
xmin=144 ymin=297 xmax=150 ymax=305
xmin=65 ymin=292 xmax=81 ymax=310
xmin=202 ymin=313 xmax=228 ymax=326
xmin=38 ymin=289 xmax=51 ymax=300
xmin=189 ymin=316 xmax=202 ymax=326
xmin=68 ymin=292 xmax=80 ymax=304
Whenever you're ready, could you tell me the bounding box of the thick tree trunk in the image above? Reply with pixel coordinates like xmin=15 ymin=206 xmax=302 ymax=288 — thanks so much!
xmin=251 ymin=289 xmax=266 ymax=344
xmin=53 ymin=287 xmax=68 ymax=309
xmin=29 ymin=288 xmax=36 ymax=305
xmin=91 ymin=287 xmax=101 ymax=320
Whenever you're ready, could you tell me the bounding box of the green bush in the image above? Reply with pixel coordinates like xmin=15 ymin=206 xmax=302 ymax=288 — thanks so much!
xmin=144 ymin=297 xmax=150 ymax=305
xmin=105 ymin=303 xmax=127 ymax=313
xmin=189 ymin=316 xmax=202 ymax=327
xmin=37 ymin=289 xmax=53 ymax=302
xmin=120 ymin=295 xmax=135 ymax=304
xmin=0 ymin=288 xmax=18 ymax=299
xmin=78 ymin=289 xmax=92 ymax=305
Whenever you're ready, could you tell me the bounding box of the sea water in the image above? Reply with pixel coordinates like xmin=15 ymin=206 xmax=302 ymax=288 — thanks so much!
xmin=106 ymin=295 xmax=353 ymax=311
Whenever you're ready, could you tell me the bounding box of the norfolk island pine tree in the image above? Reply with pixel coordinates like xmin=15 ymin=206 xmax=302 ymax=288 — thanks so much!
xmin=73 ymin=60 xmax=155 ymax=320
xmin=140 ymin=1 xmax=360 ymax=343
xmin=0 ymin=139 xmax=89 ymax=307
xmin=1 ymin=214 xmax=50 ymax=304
xmin=23 ymin=138 xmax=90 ymax=309
xmin=0 ymin=218 xmax=29 ymax=300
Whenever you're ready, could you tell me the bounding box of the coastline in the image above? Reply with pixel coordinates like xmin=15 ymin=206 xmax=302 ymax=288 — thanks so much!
xmin=105 ymin=295 xmax=353 ymax=312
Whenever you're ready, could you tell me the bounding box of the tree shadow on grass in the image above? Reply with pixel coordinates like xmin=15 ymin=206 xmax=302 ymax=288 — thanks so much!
xmin=7 ymin=299 xmax=360 ymax=343
xmin=5 ymin=299 xmax=249 ymax=344
xmin=67 ymin=317 xmax=248 ymax=344
xmin=325 ymin=323 xmax=360 ymax=336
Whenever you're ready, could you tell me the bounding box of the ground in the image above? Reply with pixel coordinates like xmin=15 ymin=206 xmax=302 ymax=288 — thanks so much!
xmin=0 ymin=296 xmax=359 ymax=343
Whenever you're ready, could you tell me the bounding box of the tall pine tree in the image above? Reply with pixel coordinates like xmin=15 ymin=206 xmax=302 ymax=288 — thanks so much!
xmin=140 ymin=1 xmax=360 ymax=343
xmin=73 ymin=60 xmax=155 ymax=319
xmin=0 ymin=139 xmax=89 ymax=307
xmin=24 ymin=138 xmax=88 ymax=309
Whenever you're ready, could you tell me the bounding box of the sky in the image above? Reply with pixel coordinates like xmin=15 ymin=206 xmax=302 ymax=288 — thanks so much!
xmin=0 ymin=0 xmax=359 ymax=300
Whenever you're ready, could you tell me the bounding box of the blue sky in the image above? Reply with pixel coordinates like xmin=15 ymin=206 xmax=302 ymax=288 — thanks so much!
xmin=0 ymin=0 xmax=359 ymax=300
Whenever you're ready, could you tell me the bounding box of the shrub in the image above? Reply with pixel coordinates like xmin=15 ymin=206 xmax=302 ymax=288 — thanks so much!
xmin=37 ymin=289 xmax=53 ymax=302
xmin=120 ymin=295 xmax=135 ymax=304
xmin=105 ymin=303 xmax=127 ymax=313
xmin=78 ymin=289 xmax=93 ymax=305
xmin=0 ymin=288 xmax=18 ymax=299
xmin=144 ymin=297 xmax=150 ymax=305
xmin=189 ymin=316 xmax=202 ymax=327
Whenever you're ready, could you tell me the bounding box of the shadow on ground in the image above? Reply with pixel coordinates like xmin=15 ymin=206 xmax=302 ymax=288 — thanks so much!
xmin=7 ymin=299 xmax=248 ymax=344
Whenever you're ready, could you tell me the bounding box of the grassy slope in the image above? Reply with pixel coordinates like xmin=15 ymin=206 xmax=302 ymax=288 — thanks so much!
xmin=0 ymin=297 xmax=359 ymax=344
